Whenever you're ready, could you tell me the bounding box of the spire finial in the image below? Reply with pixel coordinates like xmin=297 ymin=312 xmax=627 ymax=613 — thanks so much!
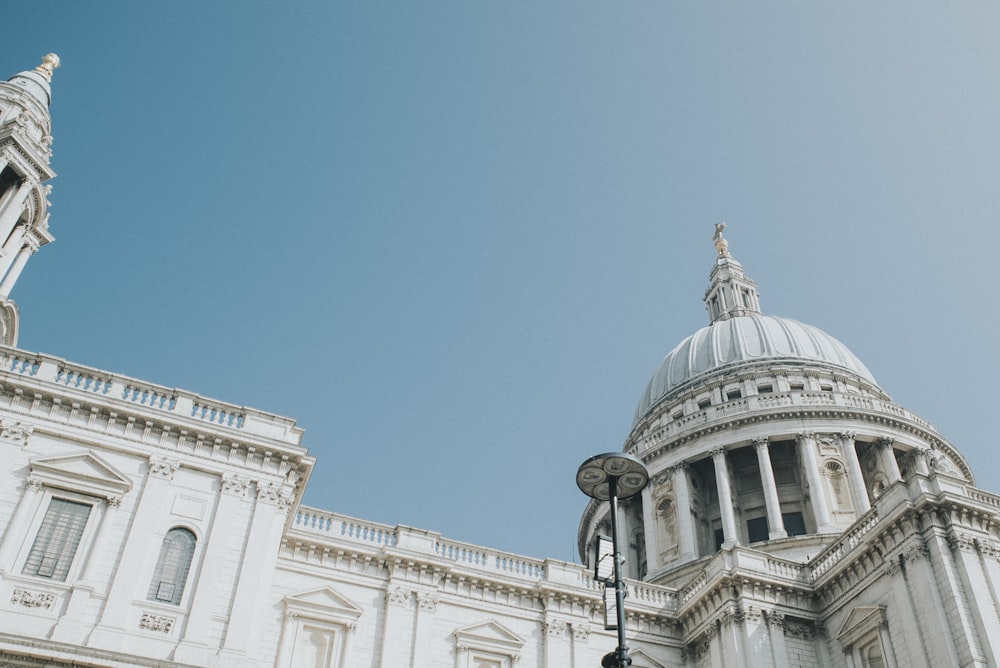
xmin=34 ymin=53 xmax=60 ymax=82
xmin=704 ymin=223 xmax=762 ymax=323
xmin=713 ymin=222 xmax=731 ymax=258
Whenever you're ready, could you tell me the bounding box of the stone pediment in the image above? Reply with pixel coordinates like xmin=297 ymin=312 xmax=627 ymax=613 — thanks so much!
xmin=29 ymin=451 xmax=132 ymax=501
xmin=283 ymin=587 xmax=363 ymax=624
xmin=836 ymin=605 xmax=885 ymax=646
xmin=454 ymin=619 xmax=524 ymax=653
xmin=630 ymin=648 xmax=668 ymax=668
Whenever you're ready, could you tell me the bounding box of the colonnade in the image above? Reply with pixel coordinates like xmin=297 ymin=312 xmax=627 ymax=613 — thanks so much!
xmin=641 ymin=433 xmax=902 ymax=569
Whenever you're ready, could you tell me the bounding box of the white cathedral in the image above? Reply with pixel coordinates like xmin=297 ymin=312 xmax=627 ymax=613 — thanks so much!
xmin=0 ymin=56 xmax=999 ymax=668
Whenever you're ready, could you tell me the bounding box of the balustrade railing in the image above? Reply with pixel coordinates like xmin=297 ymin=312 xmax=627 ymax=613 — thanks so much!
xmin=0 ymin=346 xmax=298 ymax=441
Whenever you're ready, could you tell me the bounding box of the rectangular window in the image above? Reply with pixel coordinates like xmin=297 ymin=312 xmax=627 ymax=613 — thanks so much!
xmin=747 ymin=516 xmax=769 ymax=543
xmin=22 ymin=498 xmax=92 ymax=581
xmin=726 ymin=390 xmax=742 ymax=401
xmin=782 ymin=511 xmax=807 ymax=537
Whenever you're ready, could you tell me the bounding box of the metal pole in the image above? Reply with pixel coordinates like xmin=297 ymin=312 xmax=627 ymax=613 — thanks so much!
xmin=608 ymin=476 xmax=630 ymax=668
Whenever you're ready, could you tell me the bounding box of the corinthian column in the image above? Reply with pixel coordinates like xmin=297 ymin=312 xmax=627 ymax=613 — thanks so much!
xmin=797 ymin=433 xmax=834 ymax=533
xmin=754 ymin=438 xmax=786 ymax=539
xmin=671 ymin=463 xmax=697 ymax=561
xmin=878 ymin=438 xmax=902 ymax=483
xmin=711 ymin=448 xmax=739 ymax=547
xmin=839 ymin=432 xmax=871 ymax=513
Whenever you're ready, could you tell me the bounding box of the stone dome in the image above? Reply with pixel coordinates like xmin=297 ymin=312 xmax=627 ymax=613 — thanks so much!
xmin=634 ymin=314 xmax=877 ymax=423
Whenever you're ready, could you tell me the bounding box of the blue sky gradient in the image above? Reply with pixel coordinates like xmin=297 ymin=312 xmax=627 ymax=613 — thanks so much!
xmin=5 ymin=3 xmax=1000 ymax=560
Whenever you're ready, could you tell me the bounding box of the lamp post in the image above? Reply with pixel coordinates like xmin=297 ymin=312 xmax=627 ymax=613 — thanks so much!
xmin=576 ymin=452 xmax=649 ymax=668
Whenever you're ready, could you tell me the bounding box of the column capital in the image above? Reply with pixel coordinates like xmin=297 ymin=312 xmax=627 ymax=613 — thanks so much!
xmin=709 ymin=447 xmax=726 ymax=459
xmin=752 ymin=436 xmax=769 ymax=451
xmin=839 ymin=431 xmax=856 ymax=442
xmin=876 ymin=437 xmax=895 ymax=450
xmin=147 ymin=455 xmax=179 ymax=480
xmin=796 ymin=432 xmax=815 ymax=444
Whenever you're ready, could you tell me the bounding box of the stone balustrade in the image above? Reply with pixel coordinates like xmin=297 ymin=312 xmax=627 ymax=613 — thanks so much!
xmin=0 ymin=345 xmax=302 ymax=444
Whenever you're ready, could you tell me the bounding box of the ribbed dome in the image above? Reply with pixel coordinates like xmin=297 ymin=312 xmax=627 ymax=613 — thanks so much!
xmin=634 ymin=314 xmax=877 ymax=423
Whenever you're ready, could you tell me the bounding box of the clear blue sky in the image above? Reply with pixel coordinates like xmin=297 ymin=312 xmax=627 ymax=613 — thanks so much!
xmin=5 ymin=3 xmax=1000 ymax=561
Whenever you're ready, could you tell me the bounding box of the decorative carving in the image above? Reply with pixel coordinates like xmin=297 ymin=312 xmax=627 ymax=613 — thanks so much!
xmin=256 ymin=480 xmax=292 ymax=509
xmin=107 ymin=495 xmax=123 ymax=508
xmin=902 ymin=540 xmax=930 ymax=564
xmin=386 ymin=586 xmax=410 ymax=607
xmin=10 ymin=588 xmax=55 ymax=609
xmin=571 ymin=623 xmax=590 ymax=641
xmin=0 ymin=420 xmax=32 ymax=446
xmin=221 ymin=472 xmax=249 ymax=497
xmin=709 ymin=447 xmax=726 ymax=459
xmin=416 ymin=591 xmax=438 ymax=612
xmin=148 ymin=456 xmax=179 ymax=480
xmin=139 ymin=613 xmax=175 ymax=633
xmin=876 ymin=437 xmax=895 ymax=450
xmin=25 ymin=476 xmax=44 ymax=493
xmin=883 ymin=558 xmax=901 ymax=578
xmin=752 ymin=436 xmax=769 ymax=450
xmin=949 ymin=533 xmax=978 ymax=554
xmin=783 ymin=618 xmax=815 ymax=639
xmin=766 ymin=611 xmax=786 ymax=630
xmin=544 ymin=619 xmax=567 ymax=637
xmin=744 ymin=606 xmax=763 ymax=623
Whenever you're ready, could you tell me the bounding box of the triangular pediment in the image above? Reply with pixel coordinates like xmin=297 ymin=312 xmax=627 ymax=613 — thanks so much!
xmin=30 ymin=451 xmax=132 ymax=500
xmin=836 ymin=605 xmax=885 ymax=645
xmin=454 ymin=619 xmax=524 ymax=652
xmin=284 ymin=587 xmax=362 ymax=623
xmin=629 ymin=648 xmax=668 ymax=668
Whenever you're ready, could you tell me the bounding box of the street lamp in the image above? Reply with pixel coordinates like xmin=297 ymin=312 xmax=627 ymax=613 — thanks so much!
xmin=576 ymin=452 xmax=649 ymax=668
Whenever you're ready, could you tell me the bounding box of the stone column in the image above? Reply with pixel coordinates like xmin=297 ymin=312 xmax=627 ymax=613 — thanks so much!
xmin=219 ymin=480 xmax=292 ymax=666
xmin=174 ymin=474 xmax=251 ymax=665
xmin=912 ymin=448 xmax=931 ymax=476
xmin=0 ymin=476 xmax=44 ymax=572
xmin=78 ymin=497 xmax=121 ymax=586
xmin=671 ymin=463 xmax=697 ymax=561
xmin=797 ymin=433 xmax=833 ymax=533
xmin=0 ymin=178 xmax=32 ymax=242
xmin=640 ymin=485 xmax=657 ymax=574
xmin=711 ymin=448 xmax=738 ymax=547
xmin=753 ymin=438 xmax=786 ymax=539
xmin=878 ymin=438 xmax=902 ymax=483
xmin=0 ymin=240 xmax=34 ymax=296
xmin=380 ymin=586 xmax=412 ymax=668
xmin=411 ymin=591 xmax=438 ymax=667
xmin=90 ymin=456 xmax=179 ymax=651
xmin=570 ymin=623 xmax=590 ymax=668
xmin=840 ymin=432 xmax=871 ymax=514
xmin=767 ymin=611 xmax=790 ymax=668
xmin=543 ymin=618 xmax=571 ymax=666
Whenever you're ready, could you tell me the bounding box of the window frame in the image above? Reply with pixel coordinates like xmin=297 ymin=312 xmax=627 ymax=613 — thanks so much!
xmin=16 ymin=488 xmax=102 ymax=585
xmin=147 ymin=526 xmax=198 ymax=606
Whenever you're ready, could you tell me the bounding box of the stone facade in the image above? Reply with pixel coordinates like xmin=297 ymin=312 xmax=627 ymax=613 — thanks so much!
xmin=1 ymin=57 xmax=999 ymax=668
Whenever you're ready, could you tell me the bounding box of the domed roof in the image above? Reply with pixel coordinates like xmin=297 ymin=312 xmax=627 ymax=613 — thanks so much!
xmin=634 ymin=313 xmax=878 ymax=424
xmin=633 ymin=226 xmax=878 ymax=425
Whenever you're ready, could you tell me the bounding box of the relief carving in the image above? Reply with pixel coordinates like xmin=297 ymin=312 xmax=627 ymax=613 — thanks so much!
xmin=139 ymin=613 xmax=175 ymax=633
xmin=0 ymin=420 xmax=32 ymax=446
xmin=148 ymin=455 xmax=179 ymax=480
xmin=10 ymin=588 xmax=55 ymax=609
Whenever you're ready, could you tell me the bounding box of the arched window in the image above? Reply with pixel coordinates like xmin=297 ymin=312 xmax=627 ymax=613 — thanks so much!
xmin=147 ymin=527 xmax=196 ymax=605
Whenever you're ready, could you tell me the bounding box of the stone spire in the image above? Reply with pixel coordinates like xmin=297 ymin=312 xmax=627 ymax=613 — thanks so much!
xmin=0 ymin=56 xmax=60 ymax=345
xmin=703 ymin=223 xmax=761 ymax=324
